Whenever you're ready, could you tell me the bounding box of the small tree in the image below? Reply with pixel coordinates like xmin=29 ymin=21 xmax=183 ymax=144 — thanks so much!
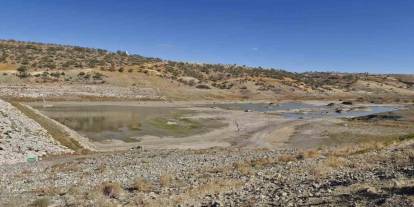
xmin=16 ymin=65 xmax=29 ymax=78
xmin=41 ymin=71 xmax=49 ymax=81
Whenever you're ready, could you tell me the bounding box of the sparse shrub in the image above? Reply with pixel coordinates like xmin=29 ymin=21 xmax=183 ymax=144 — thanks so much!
xmin=30 ymin=198 xmax=49 ymax=207
xmin=325 ymin=156 xmax=347 ymax=168
xmin=132 ymin=177 xmax=153 ymax=192
xmin=159 ymin=174 xmax=173 ymax=187
xmin=41 ymin=72 xmax=49 ymax=79
xmin=330 ymin=142 xmax=386 ymax=157
xmin=297 ymin=150 xmax=320 ymax=159
xmin=95 ymin=199 xmax=118 ymax=207
xmin=17 ymin=65 xmax=29 ymax=78
xmin=278 ymin=154 xmax=297 ymax=163
xmin=310 ymin=163 xmax=327 ymax=178
xmin=101 ymin=181 xmax=122 ymax=198
xmin=50 ymin=72 xmax=60 ymax=78
xmin=296 ymin=153 xmax=305 ymax=160
xmin=250 ymin=157 xmax=275 ymax=168
xmin=93 ymin=72 xmax=104 ymax=80
xmin=188 ymin=79 xmax=195 ymax=86
xmin=233 ymin=161 xmax=252 ymax=176
xmin=399 ymin=133 xmax=414 ymax=141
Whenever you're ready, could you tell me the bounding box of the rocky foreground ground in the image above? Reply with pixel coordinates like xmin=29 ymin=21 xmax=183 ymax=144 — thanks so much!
xmin=0 ymin=99 xmax=70 ymax=164
xmin=0 ymin=98 xmax=413 ymax=206
xmin=0 ymin=138 xmax=413 ymax=207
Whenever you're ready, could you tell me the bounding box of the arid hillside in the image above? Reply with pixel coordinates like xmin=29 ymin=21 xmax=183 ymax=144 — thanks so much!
xmin=1 ymin=39 xmax=413 ymax=101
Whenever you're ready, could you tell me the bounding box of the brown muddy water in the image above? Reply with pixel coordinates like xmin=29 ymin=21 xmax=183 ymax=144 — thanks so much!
xmin=31 ymin=104 xmax=226 ymax=142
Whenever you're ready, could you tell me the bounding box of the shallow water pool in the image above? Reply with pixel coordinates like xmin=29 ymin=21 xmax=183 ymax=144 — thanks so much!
xmin=205 ymin=102 xmax=399 ymax=119
xmin=32 ymin=104 xmax=225 ymax=142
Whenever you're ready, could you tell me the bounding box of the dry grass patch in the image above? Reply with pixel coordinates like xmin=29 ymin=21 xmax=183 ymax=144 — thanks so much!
xmin=234 ymin=161 xmax=253 ymax=176
xmin=177 ymin=179 xmax=242 ymax=203
xmin=328 ymin=141 xmax=387 ymax=157
xmin=96 ymin=164 xmax=107 ymax=173
xmin=133 ymin=177 xmax=153 ymax=192
xmin=94 ymin=199 xmax=118 ymax=207
xmin=278 ymin=154 xmax=297 ymax=163
xmin=67 ymin=186 xmax=82 ymax=195
xmin=160 ymin=174 xmax=173 ymax=187
xmin=250 ymin=157 xmax=276 ymax=167
xmin=309 ymin=164 xmax=327 ymax=178
xmin=0 ymin=63 xmax=17 ymax=71
xmin=233 ymin=157 xmax=279 ymax=176
xmin=100 ymin=181 xmax=123 ymax=199
xmin=325 ymin=132 xmax=414 ymax=157
xmin=49 ymin=162 xmax=81 ymax=173
xmin=309 ymin=155 xmax=349 ymax=179
xmin=32 ymin=186 xmax=63 ymax=197
xmin=399 ymin=133 xmax=414 ymax=142
xmin=391 ymin=149 xmax=414 ymax=166
xmin=30 ymin=198 xmax=50 ymax=207
xmin=148 ymin=179 xmax=243 ymax=206
xmin=299 ymin=149 xmax=321 ymax=159
xmin=205 ymin=166 xmax=226 ymax=174
xmin=13 ymin=168 xmax=32 ymax=178
xmin=325 ymin=156 xmax=348 ymax=168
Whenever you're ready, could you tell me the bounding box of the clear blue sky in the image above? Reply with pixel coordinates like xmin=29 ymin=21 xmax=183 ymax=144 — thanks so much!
xmin=0 ymin=0 xmax=413 ymax=74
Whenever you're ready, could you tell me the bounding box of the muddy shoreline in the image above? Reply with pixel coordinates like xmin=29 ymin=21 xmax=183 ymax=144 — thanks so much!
xmin=20 ymin=100 xmax=409 ymax=152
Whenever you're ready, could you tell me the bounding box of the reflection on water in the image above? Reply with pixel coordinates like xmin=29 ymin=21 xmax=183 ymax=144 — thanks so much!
xmin=54 ymin=111 xmax=142 ymax=133
xmin=34 ymin=105 xmax=221 ymax=142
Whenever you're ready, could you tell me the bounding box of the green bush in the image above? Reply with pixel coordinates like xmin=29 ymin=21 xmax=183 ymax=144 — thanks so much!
xmin=17 ymin=65 xmax=29 ymax=78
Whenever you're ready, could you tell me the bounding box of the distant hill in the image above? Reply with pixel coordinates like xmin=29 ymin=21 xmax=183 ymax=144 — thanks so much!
xmin=0 ymin=39 xmax=296 ymax=81
xmin=0 ymin=39 xmax=413 ymax=101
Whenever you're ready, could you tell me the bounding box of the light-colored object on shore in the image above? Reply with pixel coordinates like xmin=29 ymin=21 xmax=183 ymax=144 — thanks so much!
xmin=166 ymin=121 xmax=177 ymax=125
xmin=26 ymin=155 xmax=37 ymax=163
